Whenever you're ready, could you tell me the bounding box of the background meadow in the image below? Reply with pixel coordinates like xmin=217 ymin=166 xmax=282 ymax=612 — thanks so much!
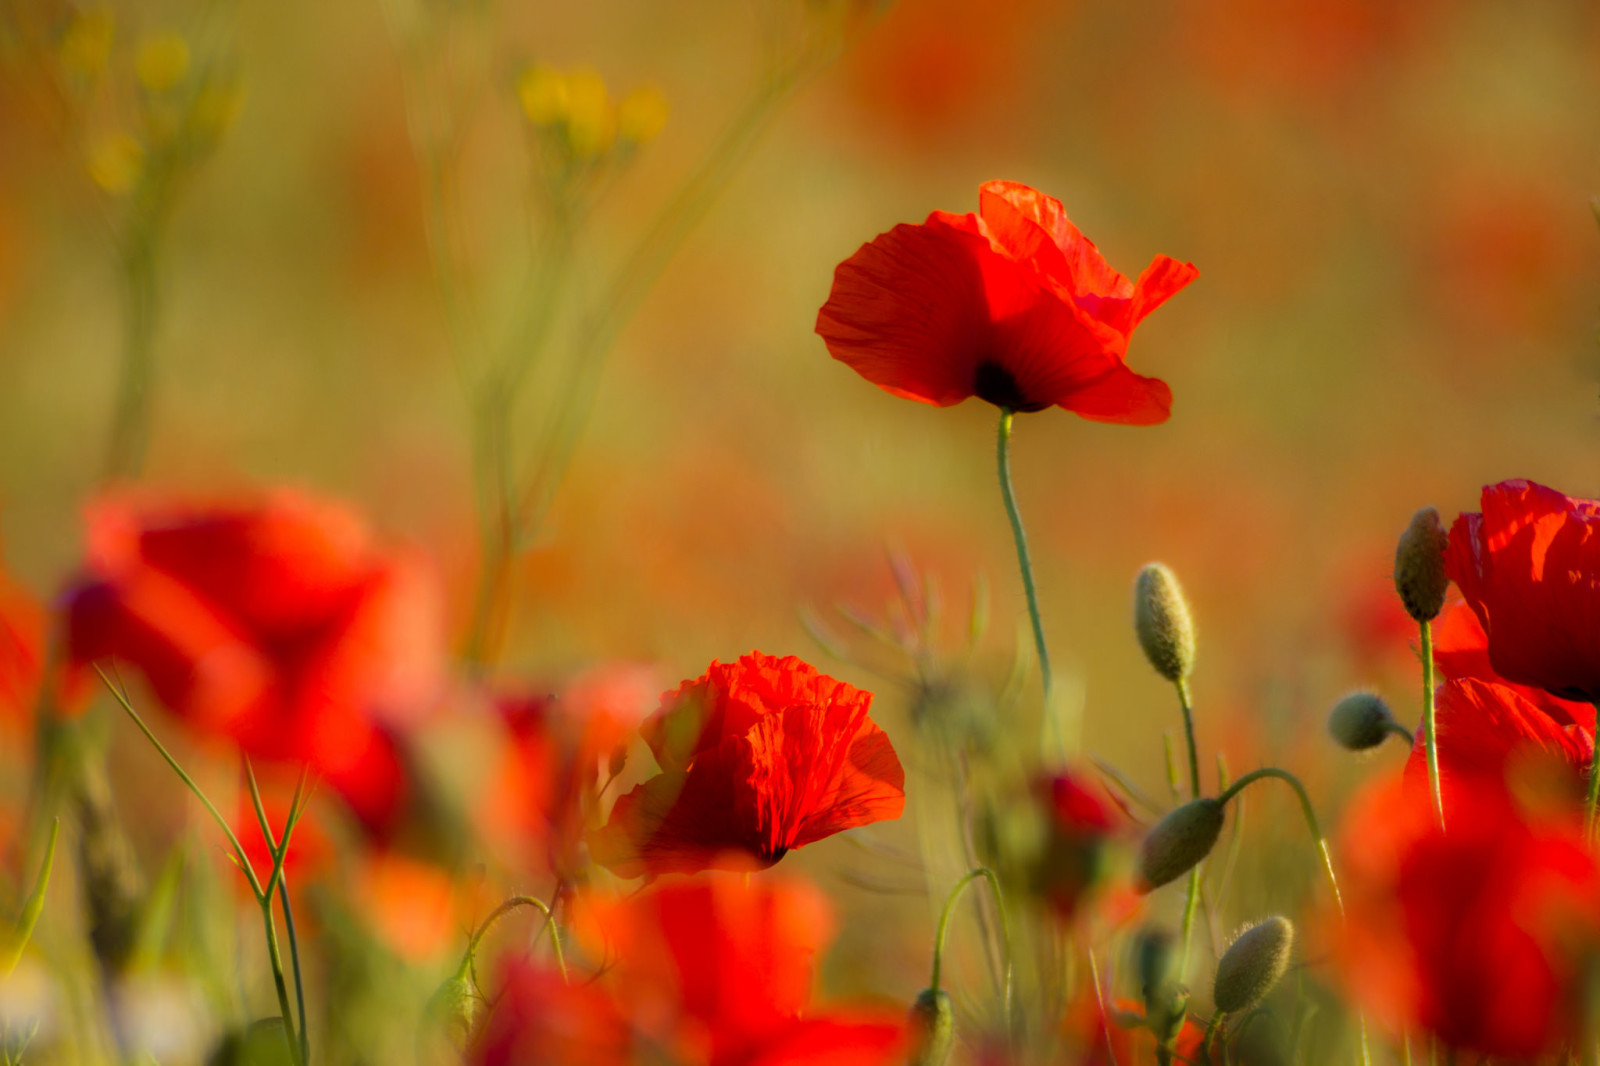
xmin=2 ymin=1 xmax=1600 ymax=1062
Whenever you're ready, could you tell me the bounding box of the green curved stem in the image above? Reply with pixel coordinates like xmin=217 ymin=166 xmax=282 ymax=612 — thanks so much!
xmin=929 ymin=867 xmax=1012 ymax=1024
xmin=1420 ymin=621 xmax=1444 ymax=829
xmin=1218 ymin=767 xmax=1343 ymax=916
xmin=997 ymin=411 xmax=1056 ymax=750
xmin=1387 ymin=720 xmax=1416 ymax=747
xmin=1175 ymin=678 xmax=1200 ymax=800
xmin=463 ymin=895 xmax=566 ymax=985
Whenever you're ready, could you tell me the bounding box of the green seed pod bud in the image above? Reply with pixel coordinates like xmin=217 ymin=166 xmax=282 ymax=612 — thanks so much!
xmin=1138 ymin=799 xmax=1224 ymax=891
xmin=1135 ymin=928 xmax=1179 ymax=1005
xmin=907 ymin=988 xmax=954 ymax=1066
xmin=424 ymin=969 xmax=481 ymax=1051
xmin=1327 ymin=692 xmax=1396 ymax=751
xmin=1394 ymin=507 xmax=1448 ymax=623
xmin=1134 ymin=564 xmax=1196 ymax=683
xmin=1213 ymin=916 xmax=1294 ymax=1014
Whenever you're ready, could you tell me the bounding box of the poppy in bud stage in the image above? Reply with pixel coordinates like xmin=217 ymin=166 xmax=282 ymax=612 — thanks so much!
xmin=571 ymin=875 xmax=907 ymax=1066
xmin=816 ymin=181 xmax=1196 ymax=423
xmin=588 ymin=652 xmax=905 ymax=878
xmin=1446 ymin=479 xmax=1600 ymax=703
xmin=62 ymin=491 xmax=445 ymax=834
xmin=1035 ymin=770 xmax=1120 ymax=918
xmin=1330 ymin=774 xmax=1600 ymax=1059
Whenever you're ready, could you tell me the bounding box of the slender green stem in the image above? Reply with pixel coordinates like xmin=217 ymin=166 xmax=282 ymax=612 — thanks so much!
xmin=1086 ymin=949 xmax=1121 ymax=1066
xmin=929 ymin=867 xmax=1012 ymax=1025
xmin=464 ymin=895 xmax=566 ymax=985
xmin=1217 ymin=767 xmax=1343 ymax=915
xmin=104 ymin=222 xmax=159 ymax=482
xmin=96 ymin=667 xmax=261 ymax=897
xmin=1420 ymin=621 xmax=1444 ymax=829
xmin=996 ymin=411 xmax=1055 ymax=747
xmin=1175 ymin=679 xmax=1201 ymax=800
xmin=279 ymin=878 xmax=309 ymax=1066
xmin=1203 ymin=1013 xmax=1224 ymax=1063
xmin=258 ymin=893 xmax=304 ymax=1066
xmin=1179 ymin=865 xmax=1203 ymax=977
xmin=1387 ymin=720 xmax=1416 ymax=747
xmin=1587 ymin=702 xmax=1600 ymax=842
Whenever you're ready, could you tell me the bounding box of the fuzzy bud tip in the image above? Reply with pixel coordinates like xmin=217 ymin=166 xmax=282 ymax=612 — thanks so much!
xmin=1135 ymin=564 xmax=1196 ymax=683
xmin=1327 ymin=692 xmax=1395 ymax=751
xmin=1394 ymin=507 xmax=1448 ymax=623
xmin=908 ymin=988 xmax=954 ymax=1066
xmin=1213 ymin=916 xmax=1294 ymax=1014
xmin=1138 ymin=798 xmax=1224 ymax=891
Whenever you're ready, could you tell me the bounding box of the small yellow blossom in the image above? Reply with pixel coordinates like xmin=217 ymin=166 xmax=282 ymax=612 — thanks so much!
xmin=616 ymin=86 xmax=668 ymax=145
xmin=189 ymin=80 xmax=243 ymax=142
xmin=135 ymin=33 xmax=190 ymax=94
xmin=562 ymin=67 xmax=613 ymax=158
xmin=516 ymin=65 xmax=567 ymax=126
xmin=87 ymin=132 xmax=144 ymax=194
xmin=59 ymin=8 xmax=114 ymax=80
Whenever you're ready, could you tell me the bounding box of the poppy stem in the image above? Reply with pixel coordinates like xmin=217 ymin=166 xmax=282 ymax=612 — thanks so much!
xmin=462 ymin=895 xmax=567 ymax=986
xmin=929 ymin=867 xmax=1012 ymax=1026
xmin=1419 ymin=620 xmax=1444 ymax=830
xmin=1586 ymin=705 xmax=1600 ymax=842
xmin=996 ymin=410 xmax=1058 ymax=748
xmin=1217 ymin=767 xmax=1343 ymax=916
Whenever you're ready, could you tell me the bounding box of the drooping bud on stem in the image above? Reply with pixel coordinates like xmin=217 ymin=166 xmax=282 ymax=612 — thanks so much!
xmin=1327 ymin=692 xmax=1402 ymax=751
xmin=1138 ymin=799 xmax=1224 ymax=891
xmin=1135 ymin=564 xmax=1196 ymax=683
xmin=1213 ymin=916 xmax=1294 ymax=1014
xmin=1394 ymin=507 xmax=1448 ymax=623
xmin=907 ymin=988 xmax=954 ymax=1066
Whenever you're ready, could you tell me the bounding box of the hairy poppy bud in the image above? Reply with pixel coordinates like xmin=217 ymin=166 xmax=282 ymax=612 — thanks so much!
xmin=1394 ymin=507 xmax=1448 ymax=623
xmin=1138 ymin=799 xmax=1223 ymax=891
xmin=1213 ymin=916 xmax=1294 ymax=1014
xmin=1134 ymin=564 xmax=1196 ymax=683
xmin=907 ymin=988 xmax=954 ymax=1066
xmin=1327 ymin=692 xmax=1396 ymax=751
xmin=424 ymin=970 xmax=480 ymax=1051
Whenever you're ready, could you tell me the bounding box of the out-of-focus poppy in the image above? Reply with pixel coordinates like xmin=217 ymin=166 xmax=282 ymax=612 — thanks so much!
xmin=1401 ymin=678 xmax=1592 ymax=815
xmin=0 ymin=563 xmax=42 ymax=729
xmin=1054 ymin=995 xmax=1205 ymax=1066
xmin=588 ymin=652 xmax=904 ymax=878
xmin=1432 ymin=603 xmax=1594 ymax=731
xmin=1330 ymin=774 xmax=1600 ymax=1059
xmin=473 ymin=959 xmax=632 ymax=1066
xmin=816 ymin=181 xmax=1196 ymax=423
xmin=1034 ymin=770 xmax=1121 ymax=920
xmin=62 ymin=490 xmax=445 ymax=835
xmin=478 ymin=663 xmax=656 ymax=878
xmin=571 ymin=875 xmax=907 ymax=1066
xmin=1445 ymin=479 xmax=1600 ymax=704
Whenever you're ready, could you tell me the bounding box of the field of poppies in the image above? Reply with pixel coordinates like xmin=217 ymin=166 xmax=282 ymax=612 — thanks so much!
xmin=2 ymin=1 xmax=1600 ymax=1064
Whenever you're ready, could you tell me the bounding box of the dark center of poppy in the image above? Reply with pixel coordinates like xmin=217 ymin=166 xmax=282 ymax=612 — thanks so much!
xmin=973 ymin=361 xmax=1049 ymax=413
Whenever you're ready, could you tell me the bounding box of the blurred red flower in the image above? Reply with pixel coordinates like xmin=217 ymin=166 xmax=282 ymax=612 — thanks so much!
xmin=588 ymin=652 xmax=904 ymax=878
xmin=1432 ymin=603 xmax=1594 ymax=731
xmin=62 ymin=490 xmax=444 ymax=834
xmin=478 ymin=663 xmax=656 ymax=878
xmin=1446 ymin=479 xmax=1600 ymax=703
xmin=474 ymin=959 xmax=633 ymax=1066
xmin=816 ymin=180 xmax=1196 ymax=423
xmin=1057 ymin=996 xmax=1205 ymax=1066
xmin=0 ymin=563 xmax=42 ymax=729
xmin=1034 ymin=770 xmax=1121 ymax=920
xmin=1331 ymin=774 xmax=1600 ymax=1058
xmin=1402 ymin=678 xmax=1592 ymax=815
xmin=571 ymin=875 xmax=907 ymax=1066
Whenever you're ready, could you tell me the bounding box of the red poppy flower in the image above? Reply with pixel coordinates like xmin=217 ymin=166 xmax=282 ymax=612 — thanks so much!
xmin=474 ymin=959 xmax=633 ymax=1066
xmin=62 ymin=491 xmax=444 ymax=834
xmin=0 ymin=563 xmax=42 ymax=729
xmin=1445 ymin=479 xmax=1600 ymax=703
xmin=1330 ymin=773 xmax=1600 ymax=1058
xmin=1432 ymin=602 xmax=1594 ymax=730
xmin=587 ymin=652 xmax=905 ymax=878
xmin=571 ymin=875 xmax=907 ymax=1066
xmin=815 ymin=180 xmax=1197 ymax=423
xmin=1402 ymin=678 xmax=1592 ymax=815
xmin=1031 ymin=770 xmax=1121 ymax=919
